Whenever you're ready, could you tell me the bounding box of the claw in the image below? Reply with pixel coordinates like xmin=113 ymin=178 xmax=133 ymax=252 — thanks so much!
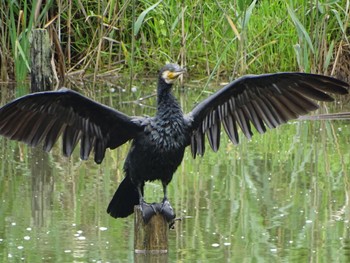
xmin=160 ymin=198 xmax=176 ymax=223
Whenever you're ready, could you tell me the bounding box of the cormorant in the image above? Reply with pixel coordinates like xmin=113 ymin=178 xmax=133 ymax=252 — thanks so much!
xmin=0 ymin=64 xmax=348 ymax=222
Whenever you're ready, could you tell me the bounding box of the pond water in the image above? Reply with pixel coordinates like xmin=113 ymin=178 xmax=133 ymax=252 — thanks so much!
xmin=0 ymin=81 xmax=350 ymax=262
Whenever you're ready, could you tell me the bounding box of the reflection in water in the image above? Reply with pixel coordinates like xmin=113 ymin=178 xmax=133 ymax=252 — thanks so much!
xmin=134 ymin=253 xmax=168 ymax=263
xmin=0 ymin=83 xmax=350 ymax=262
xmin=30 ymin=148 xmax=54 ymax=227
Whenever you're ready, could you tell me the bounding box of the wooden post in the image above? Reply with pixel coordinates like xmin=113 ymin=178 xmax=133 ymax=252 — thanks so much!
xmin=30 ymin=29 xmax=53 ymax=92
xmin=134 ymin=206 xmax=169 ymax=255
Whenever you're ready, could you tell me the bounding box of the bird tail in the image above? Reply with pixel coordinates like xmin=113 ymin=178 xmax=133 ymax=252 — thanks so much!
xmin=107 ymin=176 xmax=140 ymax=218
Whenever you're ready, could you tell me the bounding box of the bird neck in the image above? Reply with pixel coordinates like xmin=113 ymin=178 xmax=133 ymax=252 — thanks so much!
xmin=156 ymin=81 xmax=182 ymax=118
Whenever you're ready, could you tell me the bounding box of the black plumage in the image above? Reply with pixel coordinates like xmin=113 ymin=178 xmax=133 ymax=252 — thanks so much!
xmin=0 ymin=64 xmax=348 ymax=222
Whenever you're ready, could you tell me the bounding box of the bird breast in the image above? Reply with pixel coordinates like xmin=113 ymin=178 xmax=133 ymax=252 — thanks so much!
xmin=144 ymin=117 xmax=188 ymax=152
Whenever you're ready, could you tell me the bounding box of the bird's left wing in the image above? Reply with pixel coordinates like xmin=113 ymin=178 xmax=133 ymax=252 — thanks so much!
xmin=0 ymin=88 xmax=143 ymax=163
xmin=186 ymin=73 xmax=349 ymax=157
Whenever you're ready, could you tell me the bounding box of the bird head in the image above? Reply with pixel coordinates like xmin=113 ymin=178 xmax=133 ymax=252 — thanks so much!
xmin=159 ymin=63 xmax=186 ymax=84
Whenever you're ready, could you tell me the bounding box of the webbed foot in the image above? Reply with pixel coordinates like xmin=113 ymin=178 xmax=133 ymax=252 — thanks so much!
xmin=140 ymin=201 xmax=158 ymax=223
xmin=160 ymin=198 xmax=176 ymax=223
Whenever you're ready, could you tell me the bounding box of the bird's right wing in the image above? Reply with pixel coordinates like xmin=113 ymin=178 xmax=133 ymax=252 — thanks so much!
xmin=186 ymin=73 xmax=349 ymax=158
xmin=0 ymin=88 xmax=143 ymax=163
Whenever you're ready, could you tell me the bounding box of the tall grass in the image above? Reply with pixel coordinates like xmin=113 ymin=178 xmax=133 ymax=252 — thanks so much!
xmin=0 ymin=0 xmax=54 ymax=83
xmin=0 ymin=0 xmax=348 ymax=84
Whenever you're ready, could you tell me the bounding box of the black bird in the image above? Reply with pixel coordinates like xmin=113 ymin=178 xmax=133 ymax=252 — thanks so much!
xmin=0 ymin=64 xmax=348 ymax=222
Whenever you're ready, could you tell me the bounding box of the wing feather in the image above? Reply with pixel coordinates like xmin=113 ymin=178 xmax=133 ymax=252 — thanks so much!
xmin=0 ymin=88 xmax=142 ymax=164
xmin=222 ymin=113 xmax=239 ymax=145
xmin=187 ymin=73 xmax=349 ymax=157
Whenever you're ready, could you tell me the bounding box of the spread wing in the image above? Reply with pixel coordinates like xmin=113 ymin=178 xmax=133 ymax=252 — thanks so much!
xmin=0 ymin=88 xmax=143 ymax=163
xmin=186 ymin=73 xmax=349 ymax=157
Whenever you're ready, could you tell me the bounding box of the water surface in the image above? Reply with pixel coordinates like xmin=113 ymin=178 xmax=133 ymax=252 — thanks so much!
xmin=0 ymin=81 xmax=350 ymax=262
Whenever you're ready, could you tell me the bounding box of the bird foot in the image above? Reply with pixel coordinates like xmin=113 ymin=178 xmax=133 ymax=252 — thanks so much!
xmin=160 ymin=198 xmax=176 ymax=223
xmin=139 ymin=199 xmax=175 ymax=224
xmin=140 ymin=201 xmax=158 ymax=223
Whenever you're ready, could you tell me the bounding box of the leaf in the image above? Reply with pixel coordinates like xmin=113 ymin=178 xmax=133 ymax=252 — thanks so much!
xmin=237 ymin=0 xmax=245 ymax=11
xmin=15 ymin=39 xmax=30 ymax=72
xmin=324 ymin=40 xmax=334 ymax=72
xmin=121 ymin=41 xmax=129 ymax=61
xmin=287 ymin=4 xmax=315 ymax=54
xmin=293 ymin=44 xmax=302 ymax=71
xmin=331 ymin=9 xmax=345 ymax=35
xmin=225 ymin=15 xmax=241 ymax=41
xmin=171 ymin=5 xmax=187 ymax=32
xmin=242 ymin=0 xmax=257 ymax=30
xmin=134 ymin=0 xmax=163 ymax=36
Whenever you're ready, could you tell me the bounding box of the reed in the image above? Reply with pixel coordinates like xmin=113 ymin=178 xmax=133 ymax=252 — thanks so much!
xmin=0 ymin=0 xmax=348 ymax=84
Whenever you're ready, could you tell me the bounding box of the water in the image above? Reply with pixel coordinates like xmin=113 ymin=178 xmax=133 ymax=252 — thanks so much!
xmin=0 ymin=82 xmax=350 ymax=262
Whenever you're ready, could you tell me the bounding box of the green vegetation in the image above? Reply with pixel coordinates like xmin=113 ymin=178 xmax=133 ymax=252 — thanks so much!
xmin=0 ymin=0 xmax=349 ymax=84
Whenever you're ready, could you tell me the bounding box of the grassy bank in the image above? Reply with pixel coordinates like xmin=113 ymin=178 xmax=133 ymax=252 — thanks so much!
xmin=0 ymin=0 xmax=349 ymax=85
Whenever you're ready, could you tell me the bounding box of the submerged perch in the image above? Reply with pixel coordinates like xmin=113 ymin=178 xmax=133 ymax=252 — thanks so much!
xmin=134 ymin=206 xmax=169 ymax=254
